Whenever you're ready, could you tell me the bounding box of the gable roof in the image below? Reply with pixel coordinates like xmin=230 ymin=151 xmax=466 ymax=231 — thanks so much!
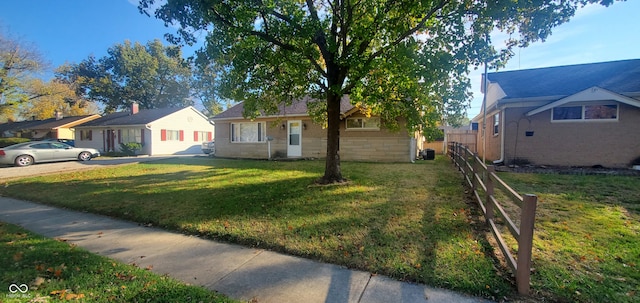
xmin=213 ymin=95 xmax=355 ymax=120
xmin=0 ymin=115 xmax=100 ymax=133
xmin=77 ymin=107 xmax=186 ymax=127
xmin=489 ymin=59 xmax=640 ymax=102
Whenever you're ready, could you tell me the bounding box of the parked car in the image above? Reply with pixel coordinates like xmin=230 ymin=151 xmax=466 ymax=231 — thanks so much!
xmin=0 ymin=141 xmax=100 ymax=167
xmin=201 ymin=141 xmax=215 ymax=155
xmin=41 ymin=138 xmax=75 ymax=147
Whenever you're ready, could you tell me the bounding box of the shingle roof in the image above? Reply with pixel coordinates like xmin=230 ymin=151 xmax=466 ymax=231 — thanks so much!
xmin=77 ymin=107 xmax=184 ymax=127
xmin=488 ymin=59 xmax=640 ymax=101
xmin=0 ymin=115 xmax=99 ymax=132
xmin=213 ymin=95 xmax=354 ymax=119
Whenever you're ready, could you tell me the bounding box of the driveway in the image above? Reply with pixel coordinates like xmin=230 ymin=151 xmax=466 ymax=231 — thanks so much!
xmin=0 ymin=155 xmax=196 ymax=180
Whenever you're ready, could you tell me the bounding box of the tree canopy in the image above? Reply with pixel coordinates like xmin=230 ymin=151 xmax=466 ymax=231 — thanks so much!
xmin=140 ymin=0 xmax=617 ymax=183
xmin=57 ymin=39 xmax=194 ymax=112
xmin=0 ymin=31 xmax=47 ymax=121
xmin=18 ymin=78 xmax=99 ymax=120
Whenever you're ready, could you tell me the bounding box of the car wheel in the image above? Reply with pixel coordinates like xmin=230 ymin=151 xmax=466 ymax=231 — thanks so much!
xmin=78 ymin=151 xmax=92 ymax=161
xmin=14 ymin=155 xmax=34 ymax=167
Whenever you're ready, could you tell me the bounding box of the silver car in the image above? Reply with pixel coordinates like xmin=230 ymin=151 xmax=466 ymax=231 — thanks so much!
xmin=0 ymin=141 xmax=101 ymax=167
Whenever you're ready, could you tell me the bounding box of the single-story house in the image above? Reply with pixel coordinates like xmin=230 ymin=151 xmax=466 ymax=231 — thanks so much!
xmin=473 ymin=58 xmax=640 ymax=168
xmin=212 ymin=96 xmax=422 ymax=162
xmin=0 ymin=112 xmax=101 ymax=139
xmin=74 ymin=104 xmax=213 ymax=155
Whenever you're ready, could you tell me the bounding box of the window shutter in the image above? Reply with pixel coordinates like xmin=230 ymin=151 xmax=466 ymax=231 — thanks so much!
xmin=179 ymin=130 xmax=184 ymax=141
xmin=88 ymin=130 xmax=92 ymax=140
xmin=118 ymin=130 xmax=122 ymax=144
xmin=161 ymin=129 xmax=167 ymax=141
xmin=140 ymin=129 xmax=145 ymax=144
xmin=207 ymin=132 xmax=212 ymax=141
xmin=194 ymin=131 xmax=198 ymax=142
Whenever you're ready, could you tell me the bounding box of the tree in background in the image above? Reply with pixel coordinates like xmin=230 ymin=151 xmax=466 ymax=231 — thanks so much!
xmin=0 ymin=31 xmax=47 ymax=121
xmin=142 ymin=0 xmax=615 ymax=184
xmin=191 ymin=62 xmax=224 ymax=116
xmin=58 ymin=39 xmax=193 ymax=112
xmin=18 ymin=78 xmax=99 ymax=120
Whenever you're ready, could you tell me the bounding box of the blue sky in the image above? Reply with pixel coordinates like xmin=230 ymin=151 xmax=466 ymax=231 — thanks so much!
xmin=1 ymin=0 xmax=639 ymax=118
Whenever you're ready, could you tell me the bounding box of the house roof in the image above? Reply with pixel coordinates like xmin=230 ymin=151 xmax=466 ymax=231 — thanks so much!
xmin=488 ymin=59 xmax=640 ymax=102
xmin=77 ymin=107 xmax=186 ymax=127
xmin=213 ymin=96 xmax=355 ymax=120
xmin=0 ymin=115 xmax=100 ymax=133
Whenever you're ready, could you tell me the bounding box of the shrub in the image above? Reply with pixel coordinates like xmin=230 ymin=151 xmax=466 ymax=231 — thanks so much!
xmin=119 ymin=142 xmax=143 ymax=156
xmin=0 ymin=137 xmax=31 ymax=147
xmin=631 ymin=156 xmax=640 ymax=166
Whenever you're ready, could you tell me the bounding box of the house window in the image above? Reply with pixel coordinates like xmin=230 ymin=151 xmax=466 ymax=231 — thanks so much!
xmin=493 ymin=113 xmax=500 ymax=136
xmin=231 ymin=122 xmax=265 ymax=142
xmin=120 ymin=129 xmax=142 ymax=143
xmin=161 ymin=129 xmax=184 ymax=141
xmin=79 ymin=130 xmax=92 ymax=141
xmin=194 ymin=131 xmax=212 ymax=142
xmin=552 ymin=104 xmax=618 ymax=121
xmin=346 ymin=117 xmax=380 ymax=130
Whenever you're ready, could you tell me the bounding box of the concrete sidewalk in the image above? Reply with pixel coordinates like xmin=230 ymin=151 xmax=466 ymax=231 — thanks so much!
xmin=0 ymin=198 xmax=492 ymax=303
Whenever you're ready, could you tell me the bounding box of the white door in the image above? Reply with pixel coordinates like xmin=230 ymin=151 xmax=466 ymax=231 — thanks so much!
xmin=287 ymin=120 xmax=302 ymax=157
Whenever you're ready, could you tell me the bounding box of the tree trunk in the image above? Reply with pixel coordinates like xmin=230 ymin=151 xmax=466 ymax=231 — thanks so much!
xmin=318 ymin=92 xmax=345 ymax=184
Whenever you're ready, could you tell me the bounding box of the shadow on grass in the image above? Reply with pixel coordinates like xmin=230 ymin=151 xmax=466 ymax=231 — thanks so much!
xmin=0 ymin=157 xmax=514 ymax=299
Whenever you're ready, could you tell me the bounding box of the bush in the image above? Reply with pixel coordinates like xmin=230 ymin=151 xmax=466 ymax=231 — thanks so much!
xmin=119 ymin=142 xmax=143 ymax=156
xmin=631 ymin=156 xmax=640 ymax=166
xmin=0 ymin=137 xmax=31 ymax=148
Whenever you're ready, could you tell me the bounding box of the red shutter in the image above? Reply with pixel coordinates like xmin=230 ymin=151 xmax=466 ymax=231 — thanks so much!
xmin=194 ymin=131 xmax=198 ymax=142
xmin=161 ymin=129 xmax=167 ymax=141
xmin=179 ymin=130 xmax=184 ymax=141
xmin=207 ymin=132 xmax=212 ymax=141
xmin=140 ymin=129 xmax=145 ymax=144
xmin=118 ymin=130 xmax=122 ymax=144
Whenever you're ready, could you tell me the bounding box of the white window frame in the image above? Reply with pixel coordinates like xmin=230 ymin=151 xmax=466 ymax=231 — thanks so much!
xmin=121 ymin=128 xmax=142 ymax=143
xmin=493 ymin=113 xmax=500 ymax=136
xmin=551 ymin=103 xmax=619 ymax=122
xmin=231 ymin=122 xmax=266 ymax=143
xmin=194 ymin=131 xmax=209 ymax=142
xmin=345 ymin=117 xmax=380 ymax=130
xmin=165 ymin=130 xmax=181 ymax=141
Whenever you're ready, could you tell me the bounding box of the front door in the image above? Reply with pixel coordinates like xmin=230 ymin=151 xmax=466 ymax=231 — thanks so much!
xmin=287 ymin=120 xmax=302 ymax=157
xmin=106 ymin=130 xmax=116 ymax=152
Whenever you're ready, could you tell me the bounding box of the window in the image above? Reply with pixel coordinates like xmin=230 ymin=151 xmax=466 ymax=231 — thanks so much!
xmin=493 ymin=113 xmax=500 ymax=136
xmin=80 ymin=130 xmax=92 ymax=141
xmin=160 ymin=129 xmax=183 ymax=141
xmin=552 ymin=104 xmax=618 ymax=121
xmin=231 ymin=122 xmax=265 ymax=142
xmin=194 ymin=131 xmax=212 ymax=142
xmin=120 ymin=129 xmax=142 ymax=143
xmin=346 ymin=117 xmax=380 ymax=130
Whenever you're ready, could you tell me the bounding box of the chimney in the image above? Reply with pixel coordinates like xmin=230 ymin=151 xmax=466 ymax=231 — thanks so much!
xmin=131 ymin=102 xmax=139 ymax=115
xmin=55 ymin=110 xmax=63 ymax=120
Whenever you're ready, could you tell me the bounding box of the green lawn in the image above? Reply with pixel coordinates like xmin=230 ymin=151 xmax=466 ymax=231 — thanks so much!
xmin=0 ymin=222 xmax=236 ymax=303
xmin=497 ymin=172 xmax=639 ymax=303
xmin=0 ymin=157 xmax=513 ymax=300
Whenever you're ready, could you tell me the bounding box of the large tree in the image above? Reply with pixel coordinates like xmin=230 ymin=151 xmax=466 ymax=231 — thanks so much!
xmin=58 ymin=39 xmax=194 ymax=112
xmin=0 ymin=31 xmax=46 ymax=121
xmin=18 ymin=78 xmax=99 ymax=120
xmin=140 ymin=0 xmax=615 ymax=184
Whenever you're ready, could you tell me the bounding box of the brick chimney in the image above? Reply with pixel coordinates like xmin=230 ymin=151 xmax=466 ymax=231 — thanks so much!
xmin=55 ymin=110 xmax=63 ymax=120
xmin=131 ymin=102 xmax=139 ymax=115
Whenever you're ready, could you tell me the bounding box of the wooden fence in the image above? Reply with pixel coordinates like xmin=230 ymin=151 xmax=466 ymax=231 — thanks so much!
xmin=448 ymin=142 xmax=537 ymax=295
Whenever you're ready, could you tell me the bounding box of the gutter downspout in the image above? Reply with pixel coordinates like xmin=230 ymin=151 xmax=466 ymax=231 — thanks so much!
xmin=493 ymin=108 xmax=505 ymax=165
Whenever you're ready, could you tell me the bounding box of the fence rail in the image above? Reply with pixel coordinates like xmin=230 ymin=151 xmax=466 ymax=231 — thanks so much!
xmin=448 ymin=142 xmax=537 ymax=295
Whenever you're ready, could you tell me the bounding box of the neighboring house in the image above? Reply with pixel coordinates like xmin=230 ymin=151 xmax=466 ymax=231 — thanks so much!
xmin=212 ymin=96 xmax=421 ymax=162
xmin=473 ymin=59 xmax=640 ymax=168
xmin=0 ymin=112 xmax=101 ymax=139
xmin=74 ymin=104 xmax=214 ymax=155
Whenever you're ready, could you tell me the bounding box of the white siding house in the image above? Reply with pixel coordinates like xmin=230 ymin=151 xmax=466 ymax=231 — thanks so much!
xmin=74 ymin=104 xmax=213 ymax=155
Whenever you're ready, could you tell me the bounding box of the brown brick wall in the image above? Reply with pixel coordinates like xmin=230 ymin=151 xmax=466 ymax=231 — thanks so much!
xmin=502 ymin=104 xmax=640 ymax=167
xmin=214 ymin=115 xmax=413 ymax=162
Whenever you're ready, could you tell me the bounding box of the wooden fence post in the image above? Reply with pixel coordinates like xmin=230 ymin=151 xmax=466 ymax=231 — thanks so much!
xmin=485 ymin=165 xmax=495 ymax=221
xmin=517 ymin=194 xmax=538 ymax=295
xmin=472 ymin=153 xmax=479 ymax=192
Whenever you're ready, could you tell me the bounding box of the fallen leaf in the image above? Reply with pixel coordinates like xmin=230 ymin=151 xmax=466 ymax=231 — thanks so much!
xmin=13 ymin=252 xmax=24 ymax=261
xmin=145 ymin=265 xmax=153 ymax=271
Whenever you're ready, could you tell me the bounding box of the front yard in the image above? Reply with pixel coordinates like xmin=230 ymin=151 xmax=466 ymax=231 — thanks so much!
xmin=0 ymin=156 xmax=638 ymax=302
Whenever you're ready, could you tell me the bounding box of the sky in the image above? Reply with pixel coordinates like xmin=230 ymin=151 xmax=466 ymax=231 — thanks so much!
xmin=1 ymin=0 xmax=639 ymax=119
